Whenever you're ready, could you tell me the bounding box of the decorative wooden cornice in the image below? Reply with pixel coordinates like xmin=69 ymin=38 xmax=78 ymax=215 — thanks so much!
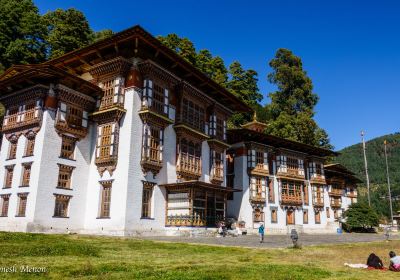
xmin=138 ymin=109 xmax=173 ymax=129
xmin=207 ymin=139 xmax=230 ymax=151
xmin=309 ymin=176 xmax=327 ymax=185
xmin=138 ymin=60 xmax=180 ymax=87
xmin=174 ymin=124 xmax=209 ymax=142
xmin=0 ymin=85 xmax=47 ymax=106
xmin=95 ymin=156 xmax=118 ymax=177
xmin=57 ymin=163 xmax=76 ymax=171
xmin=91 ymin=107 xmax=126 ymax=125
xmin=89 ymin=56 xmax=132 ymax=80
xmin=141 ymin=160 xmax=163 ymax=176
xmin=56 ymin=85 xmax=96 ymax=111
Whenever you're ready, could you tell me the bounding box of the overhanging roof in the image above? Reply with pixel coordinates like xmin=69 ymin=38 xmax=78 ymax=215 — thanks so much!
xmin=44 ymin=25 xmax=251 ymax=113
xmin=324 ymin=163 xmax=362 ymax=184
xmin=227 ymin=128 xmax=337 ymax=157
xmin=0 ymin=64 xmax=102 ymax=98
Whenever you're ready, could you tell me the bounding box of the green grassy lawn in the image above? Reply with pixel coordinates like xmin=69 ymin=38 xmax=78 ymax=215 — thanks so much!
xmin=0 ymin=232 xmax=399 ymax=279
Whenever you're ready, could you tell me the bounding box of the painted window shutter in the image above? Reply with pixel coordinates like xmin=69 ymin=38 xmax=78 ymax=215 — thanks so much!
xmin=110 ymin=123 xmax=116 ymax=156
xmin=223 ymin=120 xmax=227 ymax=140
xmin=82 ymin=111 xmax=88 ymax=127
xmin=60 ymin=102 xmax=67 ymax=121
xmin=142 ymin=124 xmax=147 ymax=157
xmin=164 ymin=89 xmax=169 ymax=114
xmin=148 ymin=80 xmax=153 ymax=107
xmin=146 ymin=126 xmax=151 ymax=158
xmin=263 ymin=152 xmax=268 ymax=170
xmin=261 ymin=178 xmax=266 ymax=198
xmin=96 ymin=126 xmax=102 ymax=157
xmin=247 ymin=150 xmax=251 ymax=168
xmin=251 ymin=177 xmax=256 ymax=198
xmin=251 ymin=150 xmax=256 ymax=168
xmin=159 ymin=129 xmax=164 ymax=161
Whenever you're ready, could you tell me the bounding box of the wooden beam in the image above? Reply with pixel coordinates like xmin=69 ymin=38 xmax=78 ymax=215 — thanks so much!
xmin=114 ymin=43 xmax=119 ymax=55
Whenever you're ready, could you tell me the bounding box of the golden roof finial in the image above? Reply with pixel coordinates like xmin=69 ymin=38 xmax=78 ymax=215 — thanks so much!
xmin=253 ymin=111 xmax=257 ymax=121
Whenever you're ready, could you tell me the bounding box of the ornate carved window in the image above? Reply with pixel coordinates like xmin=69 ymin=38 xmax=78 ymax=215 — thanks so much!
xmin=141 ymin=182 xmax=155 ymax=218
xmin=60 ymin=135 xmax=76 ymax=159
xmin=281 ymin=180 xmax=302 ymax=197
xmin=303 ymin=185 xmax=309 ymax=204
xmin=271 ymin=207 xmax=278 ymax=223
xmin=142 ymin=125 xmax=163 ymax=165
xmin=0 ymin=195 xmax=10 ymax=217
xmin=253 ymin=208 xmax=264 ymax=223
xmin=57 ymin=164 xmax=74 ymax=189
xmin=210 ymin=150 xmax=224 ymax=183
xmin=250 ymin=176 xmax=266 ymax=201
xmin=312 ymin=185 xmax=324 ymax=206
xmin=58 ymin=103 xmax=88 ymax=129
xmin=248 ymin=148 xmax=268 ymax=173
xmin=209 ymin=114 xmax=226 ymax=141
xmin=53 ymin=194 xmax=71 ymax=218
xmin=17 ymin=193 xmax=28 ymax=217
xmin=303 ymin=209 xmax=308 ymax=224
xmin=21 ymin=163 xmax=32 ymax=187
xmin=182 ymin=98 xmax=205 ymax=132
xmin=4 ymin=165 xmax=14 ymax=189
xmin=8 ymin=142 xmax=17 ymax=160
xmin=177 ymin=139 xmax=202 ymax=179
xmin=315 ymin=209 xmax=321 ymax=224
xmin=142 ymin=79 xmax=169 ymax=115
xmin=286 ymin=209 xmax=295 ymax=225
xmin=6 ymin=107 xmax=19 ymax=126
xmin=99 ymin=182 xmax=112 ymax=218
xmin=96 ymin=123 xmax=117 ymax=160
xmin=25 ymin=137 xmax=35 ymax=157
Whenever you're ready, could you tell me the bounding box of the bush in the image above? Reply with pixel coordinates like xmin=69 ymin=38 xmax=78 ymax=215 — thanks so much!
xmin=343 ymin=203 xmax=379 ymax=232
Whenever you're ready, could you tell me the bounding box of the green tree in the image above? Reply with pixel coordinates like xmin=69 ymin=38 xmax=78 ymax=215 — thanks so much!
xmin=43 ymin=8 xmax=94 ymax=59
xmin=196 ymin=49 xmax=227 ymax=85
xmin=0 ymin=0 xmax=47 ymax=71
xmin=343 ymin=203 xmax=379 ymax=232
xmin=266 ymin=48 xmax=332 ymax=149
xmin=157 ymin=34 xmax=197 ymax=65
xmin=92 ymin=29 xmax=114 ymax=42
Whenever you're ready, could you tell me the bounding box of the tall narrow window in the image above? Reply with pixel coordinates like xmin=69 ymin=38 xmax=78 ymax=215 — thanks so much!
xmin=286 ymin=209 xmax=295 ymax=225
xmin=210 ymin=150 xmax=223 ymax=181
xmin=142 ymin=125 xmax=163 ymax=163
xmin=101 ymin=79 xmax=116 ymax=109
xmin=21 ymin=163 xmax=32 ymax=187
xmin=99 ymin=182 xmax=112 ymax=218
xmin=253 ymin=208 xmax=264 ymax=223
xmin=181 ymin=98 xmax=205 ymax=132
xmin=17 ymin=193 xmax=28 ymax=217
xmin=315 ymin=210 xmax=321 ymax=224
xmin=271 ymin=208 xmax=278 ymax=223
xmin=53 ymin=194 xmax=71 ymax=218
xmin=141 ymin=182 xmax=155 ymax=218
xmin=4 ymin=165 xmax=14 ymax=189
xmin=0 ymin=195 xmax=10 ymax=217
xmin=57 ymin=164 xmax=74 ymax=189
xmin=268 ymin=179 xmax=275 ymax=203
xmin=303 ymin=210 xmax=308 ymax=224
xmin=8 ymin=142 xmax=17 ymax=159
xmin=303 ymin=185 xmax=309 ymax=204
xmin=97 ymin=123 xmax=117 ymax=160
xmin=60 ymin=135 xmax=76 ymax=159
xmin=326 ymin=207 xmax=330 ymax=218
xmin=25 ymin=137 xmax=35 ymax=157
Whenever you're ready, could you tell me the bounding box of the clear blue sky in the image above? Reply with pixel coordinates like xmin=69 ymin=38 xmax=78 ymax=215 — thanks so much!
xmin=35 ymin=0 xmax=400 ymax=150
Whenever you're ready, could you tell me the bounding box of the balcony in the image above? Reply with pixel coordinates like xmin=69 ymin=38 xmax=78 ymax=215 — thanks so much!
xmin=309 ymin=173 xmax=326 ymax=184
xmin=313 ymin=199 xmax=324 ymax=208
xmin=176 ymin=153 xmax=202 ymax=180
xmin=210 ymin=166 xmax=224 ymax=185
xmin=250 ymin=194 xmax=266 ymax=203
xmin=347 ymin=192 xmax=357 ymax=198
xmin=139 ymin=96 xmax=173 ymax=128
xmin=329 ymin=189 xmax=343 ymax=197
xmin=141 ymin=147 xmax=163 ymax=175
xmin=281 ymin=194 xmax=303 ymax=205
xmin=99 ymin=93 xmax=124 ymax=111
xmin=2 ymin=108 xmax=42 ymax=134
xmin=55 ymin=110 xmax=87 ymax=139
xmin=277 ymin=166 xmax=305 ymax=180
xmin=249 ymin=163 xmax=269 ymax=176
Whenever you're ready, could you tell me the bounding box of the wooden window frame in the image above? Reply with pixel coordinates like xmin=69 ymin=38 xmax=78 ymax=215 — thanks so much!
xmin=210 ymin=149 xmax=223 ymax=180
xmin=303 ymin=209 xmax=308 ymax=224
xmin=21 ymin=163 xmax=32 ymax=187
xmin=8 ymin=142 xmax=17 ymax=160
xmin=271 ymin=207 xmax=278 ymax=223
xmin=53 ymin=194 xmax=71 ymax=218
xmin=315 ymin=210 xmax=321 ymax=224
xmin=142 ymin=124 xmax=163 ymax=163
xmin=141 ymin=182 xmax=155 ymax=219
xmin=57 ymin=164 xmax=74 ymax=190
xmin=181 ymin=98 xmax=205 ymax=132
xmin=286 ymin=209 xmax=295 ymax=225
xmin=4 ymin=165 xmax=14 ymax=189
xmin=96 ymin=123 xmax=117 ymax=160
xmin=16 ymin=193 xmax=28 ymax=217
xmin=99 ymin=181 xmax=112 ymax=218
xmin=24 ymin=137 xmax=35 ymax=157
xmin=60 ymin=135 xmax=77 ymax=160
xmin=268 ymin=179 xmax=275 ymax=203
xmin=0 ymin=195 xmax=10 ymax=217
xmin=253 ymin=208 xmax=264 ymax=223
xmin=303 ymin=184 xmax=309 ymax=204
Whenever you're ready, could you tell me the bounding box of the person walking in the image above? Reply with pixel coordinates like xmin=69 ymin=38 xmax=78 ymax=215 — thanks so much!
xmin=258 ymin=223 xmax=265 ymax=243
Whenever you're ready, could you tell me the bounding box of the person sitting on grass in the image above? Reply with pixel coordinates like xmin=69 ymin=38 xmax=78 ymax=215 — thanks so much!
xmin=389 ymin=251 xmax=400 ymax=272
xmin=366 ymin=253 xmax=384 ymax=269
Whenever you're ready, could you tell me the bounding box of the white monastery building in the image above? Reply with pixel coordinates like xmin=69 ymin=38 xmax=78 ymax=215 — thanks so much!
xmin=0 ymin=25 xmax=359 ymax=236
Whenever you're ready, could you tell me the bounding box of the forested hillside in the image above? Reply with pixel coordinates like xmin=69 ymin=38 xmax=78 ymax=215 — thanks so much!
xmin=336 ymin=133 xmax=400 ymax=220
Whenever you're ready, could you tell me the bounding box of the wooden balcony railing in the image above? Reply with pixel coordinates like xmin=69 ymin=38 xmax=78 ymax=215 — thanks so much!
xmin=277 ymin=166 xmax=305 ymax=179
xmin=250 ymin=163 xmax=269 ymax=176
xmin=141 ymin=147 xmax=163 ymax=174
xmin=313 ymin=199 xmax=324 ymax=207
xmin=141 ymin=94 xmax=168 ymax=116
xmin=329 ymin=189 xmax=343 ymax=197
xmin=309 ymin=173 xmax=326 ymax=183
xmin=55 ymin=110 xmax=87 ymax=139
xmin=210 ymin=166 xmax=224 ymax=184
xmin=251 ymin=194 xmax=266 ymax=203
xmin=177 ymin=153 xmax=202 ymax=179
xmin=99 ymin=94 xmax=124 ymax=111
xmin=281 ymin=194 xmax=303 ymax=205
xmin=2 ymin=108 xmax=42 ymax=132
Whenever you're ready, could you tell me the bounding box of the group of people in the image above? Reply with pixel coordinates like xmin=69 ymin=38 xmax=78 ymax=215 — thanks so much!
xmin=367 ymin=251 xmax=400 ymax=272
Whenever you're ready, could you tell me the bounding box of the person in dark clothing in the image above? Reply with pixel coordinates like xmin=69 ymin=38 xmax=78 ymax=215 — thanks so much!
xmin=366 ymin=253 xmax=384 ymax=269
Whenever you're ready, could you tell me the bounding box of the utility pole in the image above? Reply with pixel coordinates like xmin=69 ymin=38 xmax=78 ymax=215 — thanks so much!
xmin=384 ymin=140 xmax=394 ymax=227
xmin=361 ymin=131 xmax=371 ymax=206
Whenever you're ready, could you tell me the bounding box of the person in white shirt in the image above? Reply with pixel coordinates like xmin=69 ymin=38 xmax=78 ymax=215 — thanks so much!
xmin=389 ymin=251 xmax=400 ymax=272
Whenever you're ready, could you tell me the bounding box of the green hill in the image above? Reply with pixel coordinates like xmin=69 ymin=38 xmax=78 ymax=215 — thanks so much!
xmin=336 ymin=133 xmax=400 ymax=220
